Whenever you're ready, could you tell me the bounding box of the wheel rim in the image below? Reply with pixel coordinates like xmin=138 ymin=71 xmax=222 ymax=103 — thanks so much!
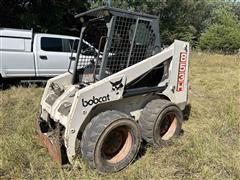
xmin=101 ymin=125 xmax=133 ymax=164
xmin=159 ymin=112 xmax=177 ymax=141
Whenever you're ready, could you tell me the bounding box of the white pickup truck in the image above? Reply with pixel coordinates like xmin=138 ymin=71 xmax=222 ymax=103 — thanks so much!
xmin=0 ymin=28 xmax=95 ymax=83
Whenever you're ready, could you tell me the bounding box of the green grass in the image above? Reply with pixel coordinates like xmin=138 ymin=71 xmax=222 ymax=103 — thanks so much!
xmin=1 ymin=52 xmax=240 ymax=179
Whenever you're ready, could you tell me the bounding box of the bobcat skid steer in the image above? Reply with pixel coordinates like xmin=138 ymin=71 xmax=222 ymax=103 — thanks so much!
xmin=37 ymin=6 xmax=190 ymax=173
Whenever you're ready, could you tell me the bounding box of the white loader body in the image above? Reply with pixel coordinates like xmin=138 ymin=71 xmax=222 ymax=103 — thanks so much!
xmin=39 ymin=40 xmax=190 ymax=163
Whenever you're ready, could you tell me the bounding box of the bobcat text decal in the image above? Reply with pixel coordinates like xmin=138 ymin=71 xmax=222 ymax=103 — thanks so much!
xmin=177 ymin=52 xmax=188 ymax=92
xmin=110 ymin=78 xmax=123 ymax=95
xmin=82 ymin=95 xmax=110 ymax=107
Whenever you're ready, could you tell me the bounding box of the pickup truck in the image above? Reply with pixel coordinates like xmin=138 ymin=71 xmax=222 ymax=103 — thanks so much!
xmin=0 ymin=28 xmax=95 ymax=83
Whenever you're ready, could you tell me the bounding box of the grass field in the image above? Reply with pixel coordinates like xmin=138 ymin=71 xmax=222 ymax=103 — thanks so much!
xmin=0 ymin=52 xmax=239 ymax=179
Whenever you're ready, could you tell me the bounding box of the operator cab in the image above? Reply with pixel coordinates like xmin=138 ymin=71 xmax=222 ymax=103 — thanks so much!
xmin=72 ymin=6 xmax=161 ymax=84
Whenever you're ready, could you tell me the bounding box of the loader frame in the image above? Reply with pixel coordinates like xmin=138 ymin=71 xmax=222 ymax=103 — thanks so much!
xmin=37 ymin=6 xmax=190 ymax=167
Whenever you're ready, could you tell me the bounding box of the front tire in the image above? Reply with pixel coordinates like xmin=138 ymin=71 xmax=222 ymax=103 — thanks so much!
xmin=81 ymin=110 xmax=141 ymax=173
xmin=139 ymin=99 xmax=183 ymax=146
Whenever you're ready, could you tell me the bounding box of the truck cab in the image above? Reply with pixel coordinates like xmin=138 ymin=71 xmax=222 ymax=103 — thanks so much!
xmin=34 ymin=33 xmax=79 ymax=76
xmin=0 ymin=28 xmax=94 ymax=81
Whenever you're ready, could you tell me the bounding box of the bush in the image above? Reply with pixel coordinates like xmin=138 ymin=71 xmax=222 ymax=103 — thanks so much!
xmin=199 ymin=8 xmax=240 ymax=53
xmin=199 ymin=24 xmax=240 ymax=53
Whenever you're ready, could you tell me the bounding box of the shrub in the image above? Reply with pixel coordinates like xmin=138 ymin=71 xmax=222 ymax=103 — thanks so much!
xmin=199 ymin=8 xmax=240 ymax=53
xmin=199 ymin=24 xmax=240 ymax=53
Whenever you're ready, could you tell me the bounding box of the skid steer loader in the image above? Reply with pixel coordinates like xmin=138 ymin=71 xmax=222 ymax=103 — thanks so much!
xmin=37 ymin=6 xmax=190 ymax=173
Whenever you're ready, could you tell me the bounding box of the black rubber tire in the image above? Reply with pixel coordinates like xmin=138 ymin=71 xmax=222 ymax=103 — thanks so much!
xmin=0 ymin=76 xmax=6 ymax=90
xmin=81 ymin=110 xmax=141 ymax=173
xmin=139 ymin=99 xmax=183 ymax=146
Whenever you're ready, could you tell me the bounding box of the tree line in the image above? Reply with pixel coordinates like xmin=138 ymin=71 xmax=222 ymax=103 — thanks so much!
xmin=0 ymin=0 xmax=239 ymax=53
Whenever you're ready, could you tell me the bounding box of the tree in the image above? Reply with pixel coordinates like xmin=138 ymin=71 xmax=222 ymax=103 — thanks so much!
xmin=90 ymin=0 xmax=211 ymax=46
xmin=156 ymin=0 xmax=210 ymax=46
xmin=199 ymin=3 xmax=240 ymax=53
xmin=1 ymin=0 xmax=239 ymax=53
xmin=0 ymin=0 xmax=90 ymax=35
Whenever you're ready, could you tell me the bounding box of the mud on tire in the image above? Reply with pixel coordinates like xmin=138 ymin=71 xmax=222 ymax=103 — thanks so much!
xmin=139 ymin=99 xmax=183 ymax=146
xmin=81 ymin=110 xmax=141 ymax=173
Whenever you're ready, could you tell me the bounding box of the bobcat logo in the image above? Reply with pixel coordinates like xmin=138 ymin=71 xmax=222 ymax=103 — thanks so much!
xmin=110 ymin=78 xmax=123 ymax=95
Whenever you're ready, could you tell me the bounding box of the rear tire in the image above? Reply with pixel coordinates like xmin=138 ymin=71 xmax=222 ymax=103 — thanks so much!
xmin=139 ymin=99 xmax=183 ymax=146
xmin=81 ymin=110 xmax=141 ymax=173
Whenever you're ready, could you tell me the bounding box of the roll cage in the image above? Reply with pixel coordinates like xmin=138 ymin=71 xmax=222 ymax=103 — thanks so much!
xmin=72 ymin=6 xmax=161 ymax=84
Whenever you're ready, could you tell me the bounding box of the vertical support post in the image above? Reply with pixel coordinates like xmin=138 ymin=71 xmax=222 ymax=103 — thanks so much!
xmin=99 ymin=16 xmax=116 ymax=79
xmin=108 ymin=0 xmax=111 ymax=7
xmin=152 ymin=18 xmax=161 ymax=54
xmin=126 ymin=18 xmax=139 ymax=67
xmin=72 ymin=26 xmax=86 ymax=84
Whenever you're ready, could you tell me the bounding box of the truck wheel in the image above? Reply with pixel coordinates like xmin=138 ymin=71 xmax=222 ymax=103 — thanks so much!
xmin=81 ymin=110 xmax=141 ymax=173
xmin=139 ymin=99 xmax=183 ymax=146
xmin=0 ymin=77 xmax=6 ymax=90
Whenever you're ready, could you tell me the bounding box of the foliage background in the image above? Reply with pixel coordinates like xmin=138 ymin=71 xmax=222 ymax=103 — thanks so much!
xmin=0 ymin=0 xmax=239 ymax=52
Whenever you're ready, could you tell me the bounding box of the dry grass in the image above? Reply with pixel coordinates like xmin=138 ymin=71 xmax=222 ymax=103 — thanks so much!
xmin=0 ymin=52 xmax=240 ymax=179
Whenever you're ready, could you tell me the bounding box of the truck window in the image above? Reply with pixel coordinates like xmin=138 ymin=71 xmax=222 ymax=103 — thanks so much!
xmin=63 ymin=39 xmax=79 ymax=53
xmin=41 ymin=37 xmax=63 ymax=52
xmin=63 ymin=39 xmax=90 ymax=53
